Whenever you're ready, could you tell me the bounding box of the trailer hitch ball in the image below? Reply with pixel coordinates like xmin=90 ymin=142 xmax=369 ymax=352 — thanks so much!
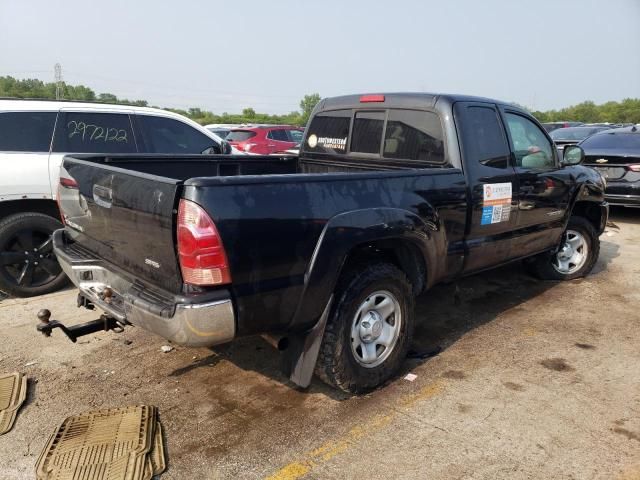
xmin=37 ymin=309 xmax=52 ymax=330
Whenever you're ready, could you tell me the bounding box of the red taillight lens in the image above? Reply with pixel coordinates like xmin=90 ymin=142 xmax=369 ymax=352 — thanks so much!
xmin=628 ymin=164 xmax=640 ymax=172
xmin=177 ymin=199 xmax=231 ymax=286
xmin=360 ymin=94 xmax=385 ymax=103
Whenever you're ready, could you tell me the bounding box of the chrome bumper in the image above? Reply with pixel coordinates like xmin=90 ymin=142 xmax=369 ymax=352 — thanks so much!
xmin=53 ymin=230 xmax=235 ymax=347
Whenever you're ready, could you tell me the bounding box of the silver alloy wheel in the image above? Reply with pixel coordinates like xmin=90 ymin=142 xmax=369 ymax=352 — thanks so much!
xmin=350 ymin=290 xmax=402 ymax=368
xmin=553 ymin=229 xmax=588 ymax=275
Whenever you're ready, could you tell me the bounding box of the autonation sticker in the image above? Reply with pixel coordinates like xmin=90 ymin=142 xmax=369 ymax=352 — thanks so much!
xmin=481 ymin=182 xmax=512 ymax=225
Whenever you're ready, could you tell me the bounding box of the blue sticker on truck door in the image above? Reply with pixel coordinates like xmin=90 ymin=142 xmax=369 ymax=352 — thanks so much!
xmin=481 ymin=183 xmax=512 ymax=225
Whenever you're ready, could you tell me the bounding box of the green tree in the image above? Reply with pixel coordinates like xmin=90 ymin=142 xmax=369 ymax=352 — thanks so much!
xmin=242 ymin=107 xmax=256 ymax=119
xmin=300 ymin=93 xmax=321 ymax=125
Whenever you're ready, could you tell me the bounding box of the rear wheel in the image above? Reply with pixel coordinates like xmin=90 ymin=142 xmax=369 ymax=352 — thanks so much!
xmin=315 ymin=263 xmax=414 ymax=393
xmin=528 ymin=216 xmax=599 ymax=281
xmin=0 ymin=213 xmax=69 ymax=297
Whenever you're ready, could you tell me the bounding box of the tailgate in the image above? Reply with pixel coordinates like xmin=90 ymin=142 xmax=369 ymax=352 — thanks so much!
xmin=58 ymin=157 xmax=183 ymax=293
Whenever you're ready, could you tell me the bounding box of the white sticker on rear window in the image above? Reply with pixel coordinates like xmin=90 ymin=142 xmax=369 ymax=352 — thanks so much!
xmin=313 ymin=136 xmax=347 ymax=150
xmin=481 ymin=183 xmax=512 ymax=225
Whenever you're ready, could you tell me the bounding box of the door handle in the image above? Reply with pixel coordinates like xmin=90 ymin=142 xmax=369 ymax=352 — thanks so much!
xmin=92 ymin=184 xmax=112 ymax=208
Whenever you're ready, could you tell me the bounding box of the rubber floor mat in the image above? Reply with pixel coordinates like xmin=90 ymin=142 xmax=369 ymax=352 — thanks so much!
xmin=0 ymin=372 xmax=27 ymax=435
xmin=36 ymin=405 xmax=166 ymax=480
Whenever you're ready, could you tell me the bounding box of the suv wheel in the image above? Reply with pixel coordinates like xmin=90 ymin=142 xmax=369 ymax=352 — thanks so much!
xmin=0 ymin=213 xmax=69 ymax=297
xmin=315 ymin=262 xmax=414 ymax=393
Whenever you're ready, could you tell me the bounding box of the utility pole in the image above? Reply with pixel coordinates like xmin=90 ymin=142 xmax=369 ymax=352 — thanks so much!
xmin=54 ymin=63 xmax=63 ymax=100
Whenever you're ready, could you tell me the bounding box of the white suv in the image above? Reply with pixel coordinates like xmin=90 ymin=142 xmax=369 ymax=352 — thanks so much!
xmin=0 ymin=99 xmax=234 ymax=297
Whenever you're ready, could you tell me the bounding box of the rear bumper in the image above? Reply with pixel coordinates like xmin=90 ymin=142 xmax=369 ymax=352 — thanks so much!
xmin=52 ymin=229 xmax=235 ymax=347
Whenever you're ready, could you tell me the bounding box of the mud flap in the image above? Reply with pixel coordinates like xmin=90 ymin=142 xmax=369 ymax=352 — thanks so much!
xmin=283 ymin=296 xmax=333 ymax=388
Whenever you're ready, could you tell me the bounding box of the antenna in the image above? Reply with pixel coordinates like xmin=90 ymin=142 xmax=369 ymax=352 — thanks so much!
xmin=54 ymin=63 xmax=63 ymax=100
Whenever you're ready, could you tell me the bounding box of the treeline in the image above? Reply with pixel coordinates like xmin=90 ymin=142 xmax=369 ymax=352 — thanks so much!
xmin=0 ymin=76 xmax=318 ymax=126
xmin=531 ymin=98 xmax=640 ymax=124
xmin=2 ymin=76 xmax=638 ymax=126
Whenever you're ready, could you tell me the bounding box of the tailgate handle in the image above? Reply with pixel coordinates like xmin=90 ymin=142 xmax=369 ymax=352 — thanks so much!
xmin=93 ymin=184 xmax=113 ymax=208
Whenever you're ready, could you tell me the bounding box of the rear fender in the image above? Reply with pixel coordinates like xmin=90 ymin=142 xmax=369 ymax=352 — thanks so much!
xmin=290 ymin=207 xmax=440 ymax=333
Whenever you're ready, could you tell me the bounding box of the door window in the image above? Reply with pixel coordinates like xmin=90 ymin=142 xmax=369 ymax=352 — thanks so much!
xmin=351 ymin=111 xmax=385 ymax=154
xmin=288 ymin=129 xmax=304 ymax=143
xmin=505 ymin=113 xmax=555 ymax=168
xmin=137 ymin=115 xmax=216 ymax=154
xmin=457 ymin=106 xmax=510 ymax=169
xmin=383 ymin=110 xmax=444 ymax=163
xmin=53 ymin=112 xmax=137 ymax=153
xmin=0 ymin=112 xmax=57 ymax=152
xmin=267 ymin=129 xmax=289 ymax=142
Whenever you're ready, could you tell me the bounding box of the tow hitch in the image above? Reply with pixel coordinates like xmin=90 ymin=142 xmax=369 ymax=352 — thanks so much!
xmin=36 ymin=308 xmax=125 ymax=343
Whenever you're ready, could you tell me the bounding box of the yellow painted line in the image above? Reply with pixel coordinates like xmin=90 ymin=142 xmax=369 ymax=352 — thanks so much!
xmin=264 ymin=380 xmax=446 ymax=480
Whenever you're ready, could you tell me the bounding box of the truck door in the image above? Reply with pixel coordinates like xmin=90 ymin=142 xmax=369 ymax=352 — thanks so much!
xmin=453 ymin=102 xmax=519 ymax=273
xmin=499 ymin=108 xmax=572 ymax=255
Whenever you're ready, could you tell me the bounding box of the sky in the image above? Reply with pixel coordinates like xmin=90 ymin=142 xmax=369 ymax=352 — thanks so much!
xmin=1 ymin=0 xmax=639 ymax=114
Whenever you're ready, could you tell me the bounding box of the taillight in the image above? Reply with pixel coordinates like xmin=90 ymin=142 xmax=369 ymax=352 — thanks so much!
xmin=177 ymin=199 xmax=231 ymax=286
xmin=57 ymin=176 xmax=78 ymax=224
xmin=243 ymin=143 xmax=256 ymax=152
xmin=628 ymin=164 xmax=640 ymax=172
xmin=360 ymin=94 xmax=385 ymax=103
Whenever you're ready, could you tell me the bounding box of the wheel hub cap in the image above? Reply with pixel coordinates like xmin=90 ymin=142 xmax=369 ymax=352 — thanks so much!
xmin=553 ymin=229 xmax=588 ymax=275
xmin=350 ymin=290 xmax=402 ymax=368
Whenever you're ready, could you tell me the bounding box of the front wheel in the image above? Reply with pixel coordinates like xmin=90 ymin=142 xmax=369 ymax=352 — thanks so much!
xmin=528 ymin=216 xmax=600 ymax=281
xmin=315 ymin=263 xmax=414 ymax=394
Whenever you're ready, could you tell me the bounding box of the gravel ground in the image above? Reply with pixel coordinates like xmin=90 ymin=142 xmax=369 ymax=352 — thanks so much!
xmin=1 ymin=208 xmax=639 ymax=479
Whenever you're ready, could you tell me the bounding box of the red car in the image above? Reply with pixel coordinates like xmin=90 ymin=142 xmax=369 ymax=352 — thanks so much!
xmin=226 ymin=125 xmax=304 ymax=154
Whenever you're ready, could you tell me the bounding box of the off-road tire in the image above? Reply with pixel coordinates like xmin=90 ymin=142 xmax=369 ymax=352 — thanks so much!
xmin=315 ymin=262 xmax=414 ymax=394
xmin=528 ymin=216 xmax=599 ymax=281
xmin=0 ymin=213 xmax=69 ymax=297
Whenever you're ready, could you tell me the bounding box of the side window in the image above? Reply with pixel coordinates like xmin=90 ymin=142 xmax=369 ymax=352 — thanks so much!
xmin=303 ymin=109 xmax=350 ymax=154
xmin=456 ymin=105 xmax=510 ymax=169
xmin=0 ymin=112 xmax=56 ymax=152
xmin=137 ymin=115 xmax=216 ymax=154
xmin=383 ymin=110 xmax=445 ymax=163
xmin=288 ymin=129 xmax=303 ymax=143
xmin=505 ymin=113 xmax=555 ymax=168
xmin=351 ymin=111 xmax=385 ymax=154
xmin=53 ymin=112 xmax=137 ymax=153
xmin=267 ymin=129 xmax=289 ymax=142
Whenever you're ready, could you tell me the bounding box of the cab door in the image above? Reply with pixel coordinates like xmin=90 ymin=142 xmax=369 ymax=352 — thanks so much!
xmin=499 ymin=108 xmax=573 ymax=255
xmin=454 ymin=102 xmax=520 ymax=273
xmin=266 ymin=128 xmax=294 ymax=154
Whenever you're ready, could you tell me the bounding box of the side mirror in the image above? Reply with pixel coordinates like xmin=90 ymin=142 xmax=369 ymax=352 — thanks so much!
xmin=221 ymin=140 xmax=233 ymax=155
xmin=562 ymin=145 xmax=584 ymax=166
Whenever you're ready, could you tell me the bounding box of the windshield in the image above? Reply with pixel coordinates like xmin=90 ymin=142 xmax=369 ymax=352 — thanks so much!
xmin=226 ymin=130 xmax=256 ymax=142
xmin=581 ymin=132 xmax=640 ymax=150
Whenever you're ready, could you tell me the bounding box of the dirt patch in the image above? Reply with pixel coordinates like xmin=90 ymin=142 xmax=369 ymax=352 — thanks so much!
xmin=457 ymin=404 xmax=472 ymax=414
xmin=613 ymin=427 xmax=640 ymax=442
xmin=540 ymin=358 xmax=575 ymax=372
xmin=442 ymin=370 xmax=465 ymax=380
xmin=574 ymin=343 xmax=596 ymax=350
xmin=503 ymin=381 xmax=526 ymax=392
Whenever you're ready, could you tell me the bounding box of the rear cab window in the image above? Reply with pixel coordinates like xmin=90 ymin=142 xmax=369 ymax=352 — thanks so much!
xmin=0 ymin=111 xmax=57 ymax=152
xmin=53 ymin=112 xmax=137 ymax=153
xmin=303 ymin=108 xmax=446 ymax=165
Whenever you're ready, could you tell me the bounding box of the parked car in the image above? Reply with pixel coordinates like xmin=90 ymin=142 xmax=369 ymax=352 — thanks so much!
xmin=542 ymin=121 xmax=584 ymax=132
xmin=550 ymin=126 xmax=612 ymax=158
xmin=580 ymin=125 xmax=640 ymax=207
xmin=50 ymin=93 xmax=607 ymax=393
xmin=0 ymin=99 xmax=235 ymax=297
xmin=226 ymin=125 xmax=304 ymax=154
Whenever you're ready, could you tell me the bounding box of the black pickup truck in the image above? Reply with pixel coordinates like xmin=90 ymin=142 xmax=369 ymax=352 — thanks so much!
xmin=48 ymin=93 xmax=608 ymax=393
